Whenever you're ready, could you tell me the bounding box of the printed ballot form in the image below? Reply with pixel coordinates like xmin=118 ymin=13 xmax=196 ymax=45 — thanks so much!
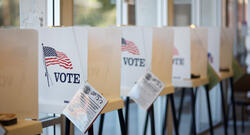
xmin=63 ymin=83 xmax=107 ymax=133
xmin=38 ymin=27 xmax=88 ymax=113
xmin=129 ymin=72 xmax=165 ymax=110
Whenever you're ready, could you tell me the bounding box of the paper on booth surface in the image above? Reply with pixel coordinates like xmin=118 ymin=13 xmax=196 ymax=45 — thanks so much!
xmin=128 ymin=71 xmax=165 ymax=110
xmin=38 ymin=27 xmax=88 ymax=113
xmin=207 ymin=27 xmax=220 ymax=73
xmin=63 ymin=82 xmax=107 ymax=133
xmin=172 ymin=27 xmax=191 ymax=80
xmin=120 ymin=27 xmax=152 ymax=96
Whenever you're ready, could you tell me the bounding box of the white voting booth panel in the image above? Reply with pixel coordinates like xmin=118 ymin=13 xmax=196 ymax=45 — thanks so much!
xmin=0 ymin=29 xmax=38 ymax=119
xmin=220 ymin=28 xmax=234 ymax=73
xmin=38 ymin=27 xmax=88 ymax=113
xmin=172 ymin=27 xmax=191 ymax=80
xmin=207 ymin=27 xmax=221 ymax=73
xmin=207 ymin=27 xmax=234 ymax=74
xmin=152 ymin=27 xmax=174 ymax=93
xmin=120 ymin=27 xmax=152 ymax=96
xmin=88 ymin=27 xmax=122 ymax=101
xmin=173 ymin=27 xmax=208 ymax=80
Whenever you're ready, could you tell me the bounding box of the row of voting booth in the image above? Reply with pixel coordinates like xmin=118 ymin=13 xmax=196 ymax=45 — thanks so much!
xmin=0 ymin=26 xmax=235 ymax=135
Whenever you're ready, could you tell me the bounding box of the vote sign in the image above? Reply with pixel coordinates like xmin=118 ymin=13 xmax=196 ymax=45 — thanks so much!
xmin=38 ymin=27 xmax=88 ymax=113
xmin=120 ymin=27 xmax=152 ymax=96
xmin=172 ymin=27 xmax=191 ymax=80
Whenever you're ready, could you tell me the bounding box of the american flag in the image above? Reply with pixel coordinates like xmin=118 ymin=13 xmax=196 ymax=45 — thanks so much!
xmin=173 ymin=47 xmax=179 ymax=56
xmin=208 ymin=52 xmax=213 ymax=63
xmin=121 ymin=38 xmax=140 ymax=55
xmin=43 ymin=46 xmax=73 ymax=69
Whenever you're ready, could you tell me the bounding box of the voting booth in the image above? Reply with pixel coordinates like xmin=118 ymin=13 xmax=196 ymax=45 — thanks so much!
xmin=88 ymin=27 xmax=124 ymax=113
xmin=172 ymin=27 xmax=208 ymax=86
xmin=207 ymin=27 xmax=234 ymax=75
xmin=0 ymin=29 xmax=38 ymax=119
xmin=38 ymin=27 xmax=88 ymax=113
xmin=120 ymin=26 xmax=152 ymax=97
xmin=207 ymin=27 xmax=221 ymax=73
xmin=152 ymin=27 xmax=174 ymax=95
xmin=220 ymin=28 xmax=234 ymax=74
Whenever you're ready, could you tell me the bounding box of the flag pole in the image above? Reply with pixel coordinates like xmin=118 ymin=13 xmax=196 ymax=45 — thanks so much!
xmin=42 ymin=43 xmax=50 ymax=87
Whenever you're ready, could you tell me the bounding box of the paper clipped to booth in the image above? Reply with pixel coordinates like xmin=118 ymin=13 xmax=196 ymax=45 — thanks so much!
xmin=128 ymin=71 xmax=165 ymax=110
xmin=63 ymin=82 xmax=108 ymax=133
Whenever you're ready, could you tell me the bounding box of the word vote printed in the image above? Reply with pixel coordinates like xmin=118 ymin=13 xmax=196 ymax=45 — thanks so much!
xmin=123 ymin=57 xmax=146 ymax=67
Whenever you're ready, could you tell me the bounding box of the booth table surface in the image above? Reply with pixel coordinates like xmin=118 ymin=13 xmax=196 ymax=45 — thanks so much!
xmin=101 ymin=98 xmax=124 ymax=114
xmin=173 ymin=78 xmax=209 ymax=88
xmin=159 ymin=84 xmax=175 ymax=96
xmin=219 ymin=72 xmax=233 ymax=81
xmin=3 ymin=120 xmax=42 ymax=135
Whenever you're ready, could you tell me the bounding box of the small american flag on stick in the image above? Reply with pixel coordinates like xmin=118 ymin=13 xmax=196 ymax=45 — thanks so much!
xmin=121 ymin=38 xmax=140 ymax=55
xmin=43 ymin=46 xmax=73 ymax=69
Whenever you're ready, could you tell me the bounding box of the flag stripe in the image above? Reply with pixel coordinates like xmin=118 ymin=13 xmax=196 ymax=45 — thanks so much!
xmin=43 ymin=46 xmax=73 ymax=70
xmin=121 ymin=38 xmax=140 ymax=55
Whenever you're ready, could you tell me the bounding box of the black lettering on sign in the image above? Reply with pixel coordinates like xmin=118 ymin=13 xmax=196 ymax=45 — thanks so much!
xmin=54 ymin=72 xmax=60 ymax=82
xmin=67 ymin=73 xmax=74 ymax=83
xmin=172 ymin=58 xmax=184 ymax=65
xmin=123 ymin=57 xmax=145 ymax=67
xmin=54 ymin=72 xmax=80 ymax=84
xmin=60 ymin=73 xmax=66 ymax=83
xmin=73 ymin=74 xmax=80 ymax=84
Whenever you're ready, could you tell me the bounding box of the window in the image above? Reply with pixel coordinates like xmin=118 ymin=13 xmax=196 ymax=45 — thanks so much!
xmin=0 ymin=0 xmax=19 ymax=27
xmin=74 ymin=0 xmax=116 ymax=26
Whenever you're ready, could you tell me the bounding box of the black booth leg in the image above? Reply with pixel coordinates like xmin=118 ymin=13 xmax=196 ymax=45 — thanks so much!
xmin=177 ymin=88 xmax=186 ymax=129
xmin=220 ymin=81 xmax=228 ymax=135
xmin=118 ymin=109 xmax=126 ymax=135
xmin=125 ymin=97 xmax=130 ymax=135
xmin=149 ymin=105 xmax=156 ymax=135
xmin=65 ymin=117 xmax=70 ymax=135
xmin=143 ymin=111 xmax=149 ymax=135
xmin=205 ymin=85 xmax=214 ymax=135
xmin=241 ymin=105 xmax=244 ymax=133
xmin=53 ymin=113 xmax=56 ymax=135
xmin=190 ymin=88 xmax=197 ymax=135
xmin=162 ymin=95 xmax=169 ymax=135
xmin=143 ymin=105 xmax=156 ymax=135
xmin=230 ymin=78 xmax=238 ymax=135
xmin=169 ymin=94 xmax=180 ymax=135
xmin=88 ymin=125 xmax=94 ymax=135
xmin=98 ymin=114 xmax=105 ymax=135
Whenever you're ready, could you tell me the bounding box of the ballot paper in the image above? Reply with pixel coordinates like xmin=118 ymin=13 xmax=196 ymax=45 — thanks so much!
xmin=63 ymin=83 xmax=108 ymax=133
xmin=128 ymin=71 xmax=165 ymax=110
